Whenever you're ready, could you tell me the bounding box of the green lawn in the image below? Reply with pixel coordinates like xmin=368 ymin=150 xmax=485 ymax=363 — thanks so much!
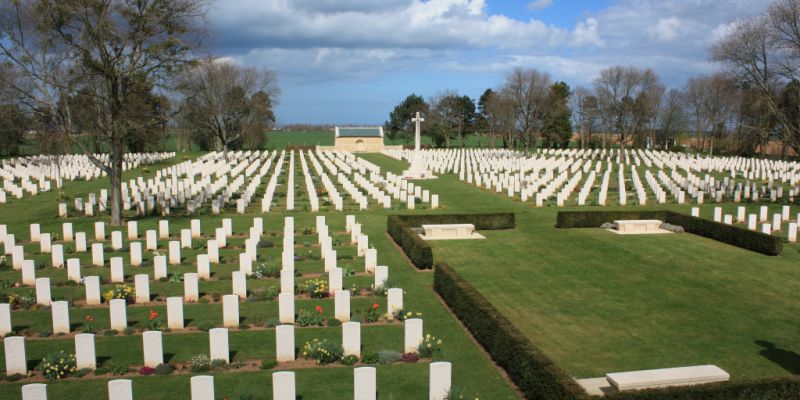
xmin=358 ymin=160 xmax=800 ymax=381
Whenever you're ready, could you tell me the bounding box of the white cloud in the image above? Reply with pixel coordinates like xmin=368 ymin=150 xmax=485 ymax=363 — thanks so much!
xmin=648 ymin=17 xmax=684 ymax=42
xmin=571 ymin=17 xmax=605 ymax=47
xmin=528 ymin=0 xmax=554 ymax=11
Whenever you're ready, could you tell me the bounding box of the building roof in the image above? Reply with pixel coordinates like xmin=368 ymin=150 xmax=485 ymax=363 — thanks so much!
xmin=335 ymin=127 xmax=384 ymax=138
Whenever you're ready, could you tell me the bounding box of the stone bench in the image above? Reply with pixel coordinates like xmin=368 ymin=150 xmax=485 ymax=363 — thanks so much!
xmin=421 ymin=224 xmax=475 ymax=239
xmin=606 ymin=365 xmax=730 ymax=391
xmin=614 ymin=220 xmax=664 ymax=234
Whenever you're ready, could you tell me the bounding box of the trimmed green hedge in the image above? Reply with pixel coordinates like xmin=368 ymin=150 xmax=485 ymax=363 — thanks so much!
xmin=387 ymin=215 xmax=434 ymax=269
xmin=434 ymin=262 xmax=587 ymax=400
xmin=556 ymin=211 xmax=782 ymax=256
xmin=606 ymin=376 xmax=800 ymax=400
xmin=387 ymin=213 xmax=516 ymax=269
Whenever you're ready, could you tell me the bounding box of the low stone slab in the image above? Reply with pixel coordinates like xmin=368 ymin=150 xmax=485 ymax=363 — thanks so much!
xmin=606 ymin=365 xmax=730 ymax=391
xmin=419 ymin=224 xmax=485 ymax=241
xmin=609 ymin=220 xmax=672 ymax=235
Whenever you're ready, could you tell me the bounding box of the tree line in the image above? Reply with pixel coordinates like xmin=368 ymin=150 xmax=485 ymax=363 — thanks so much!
xmin=386 ymin=0 xmax=800 ymax=158
xmin=0 ymin=0 xmax=279 ymax=225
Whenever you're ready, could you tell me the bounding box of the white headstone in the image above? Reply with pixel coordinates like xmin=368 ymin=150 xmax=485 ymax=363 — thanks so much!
xmin=387 ymin=288 xmax=403 ymax=317
xmin=208 ymin=328 xmax=230 ymax=363
xmin=127 ymin=221 xmax=138 ymax=240
xmin=153 ymin=256 xmax=167 ymax=280
xmin=429 ymin=362 xmax=452 ymax=400
xmin=22 ymin=260 xmax=36 ymax=285
xmin=222 ymin=295 xmax=239 ymax=327
xmin=74 ymin=333 xmax=96 ymax=369
xmin=0 ymin=303 xmax=11 ymax=336
xmin=167 ymin=297 xmax=184 ymax=329
xmin=75 ymin=232 xmax=87 ymax=252
xmin=135 ymin=274 xmax=150 ymax=303
xmin=239 ymin=253 xmax=252 ymax=275
xmin=334 ymin=289 xmax=350 ymax=322
xmin=280 ymin=269 xmax=294 ymax=294
xmin=190 ymin=375 xmax=214 ymax=400
xmin=92 ymin=243 xmax=104 ymax=266
xmin=278 ymin=293 xmax=294 ymax=324
xmin=111 ymin=231 xmax=123 ymax=250
xmin=67 ymin=258 xmax=81 ymax=282
xmin=4 ymin=336 xmax=27 ymax=374
xmin=110 ymin=257 xmax=125 ymax=283
xmin=146 ymin=230 xmax=157 ymax=251
xmin=95 ymin=222 xmax=106 ymax=241
xmin=342 ymin=321 xmax=360 ymax=357
xmin=142 ymin=331 xmax=164 ymax=367
xmin=21 ymin=383 xmax=46 ymax=400
xmin=108 ymin=379 xmax=133 ymax=400
xmin=404 ymin=318 xmax=423 ymax=353
xmin=272 ymin=371 xmax=296 ymax=400
xmin=184 ymin=273 xmax=199 ymax=302
xmin=364 ymin=248 xmax=377 ymax=273
xmin=191 ymin=219 xmax=202 ymax=238
xmin=375 ymin=266 xmax=389 ymax=288
xmin=354 ymin=367 xmax=377 ymax=400
xmin=62 ymin=223 xmax=74 ymax=242
xmin=168 ymin=241 xmax=181 ymax=265
xmin=85 ymin=276 xmax=101 ymax=305
xmin=51 ymin=300 xmax=70 ymax=334
xmin=109 ymin=299 xmax=127 ymax=330
xmin=207 ymin=240 xmax=219 ymax=263
xmin=275 ymin=324 xmax=295 ymax=361
xmin=35 ymin=277 xmax=51 ymax=305
xmin=159 ymin=220 xmax=169 ymax=239
xmin=196 ymin=254 xmax=210 ymax=280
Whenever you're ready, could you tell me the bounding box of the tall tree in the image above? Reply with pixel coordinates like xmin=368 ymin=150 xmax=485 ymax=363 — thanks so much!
xmin=542 ymin=81 xmax=572 ymax=148
xmin=384 ymin=94 xmax=429 ymax=145
xmin=178 ymin=60 xmax=279 ymax=157
xmin=0 ymin=0 xmax=207 ymax=225
xmin=570 ymin=86 xmax=599 ymax=149
xmin=501 ymin=67 xmax=551 ymax=152
xmin=428 ymin=90 xmax=462 ymax=148
xmin=594 ymin=66 xmax=662 ymax=147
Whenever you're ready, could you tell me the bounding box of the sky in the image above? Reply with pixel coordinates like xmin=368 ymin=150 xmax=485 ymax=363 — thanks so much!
xmin=208 ymin=0 xmax=775 ymax=125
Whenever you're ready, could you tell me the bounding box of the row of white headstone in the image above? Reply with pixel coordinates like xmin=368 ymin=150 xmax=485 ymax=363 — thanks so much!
xmin=60 ymin=151 xmax=278 ymax=217
xmin=1 ymin=152 xmax=174 ymax=204
xmin=3 ymin=311 xmax=426 ymax=373
xmin=384 ymin=148 xmax=800 ymax=207
xmin=16 ymin=362 xmax=453 ymax=400
xmin=692 ymin=204 xmax=800 ymax=241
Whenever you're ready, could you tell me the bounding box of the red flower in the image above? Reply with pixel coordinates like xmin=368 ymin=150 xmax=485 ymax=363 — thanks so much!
xmin=315 ymin=305 xmax=323 ymax=314
xmin=149 ymin=310 xmax=158 ymax=321
xmin=85 ymin=315 xmax=94 ymax=323
xmin=372 ymin=303 xmax=379 ymax=309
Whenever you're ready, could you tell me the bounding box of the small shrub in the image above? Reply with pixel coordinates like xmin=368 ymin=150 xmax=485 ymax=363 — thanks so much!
xmin=103 ymin=284 xmax=135 ymax=303
xmin=123 ymin=327 xmax=136 ymax=335
xmin=401 ymin=352 xmax=420 ymax=363
xmin=210 ymin=359 xmax=228 ymax=371
xmin=418 ymin=334 xmax=443 ymax=358
xmin=301 ymin=339 xmax=344 ymax=365
xmin=109 ymin=361 xmax=130 ymax=376
xmin=342 ymin=355 xmax=359 ymax=366
xmin=104 ymin=329 xmax=118 ymax=336
xmin=38 ymin=329 xmax=53 ymax=338
xmin=154 ymin=363 xmax=174 ymax=375
xmin=303 ymin=279 xmax=329 ymax=298
xmin=327 ymin=318 xmax=342 ymax=327
xmin=257 ymin=240 xmax=274 ymax=248
xmin=361 ymin=353 xmax=379 ymax=364
xmin=253 ymin=263 xmax=281 ymax=279
xmin=4 ymin=373 xmax=24 ymax=382
xmin=364 ymin=303 xmax=381 ymax=323
xmin=260 ymin=359 xmax=277 ymax=370
xmin=247 ymin=286 xmax=279 ymax=302
xmin=39 ymin=350 xmax=77 ymax=380
xmin=377 ymin=350 xmax=402 ymax=364
xmin=296 ymin=307 xmax=324 ymax=327
xmin=445 ymin=386 xmax=466 ymax=400
xmin=188 ymin=353 xmax=211 ymax=372
xmin=139 ymin=366 xmax=156 ymax=376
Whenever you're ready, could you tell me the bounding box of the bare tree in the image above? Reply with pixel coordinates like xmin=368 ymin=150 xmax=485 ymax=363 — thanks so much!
xmin=594 ymin=66 xmax=663 ymax=147
xmin=501 ymin=67 xmax=551 ymax=152
xmin=0 ymin=0 xmax=207 ymax=225
xmin=179 ymin=60 xmax=279 ymax=158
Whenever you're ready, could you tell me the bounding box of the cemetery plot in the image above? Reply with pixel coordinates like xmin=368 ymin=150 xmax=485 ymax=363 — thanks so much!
xmin=384 ymin=148 xmax=800 ymax=207
xmin=0 ymin=214 xmax=467 ymax=399
xmin=0 ymin=153 xmax=174 ymax=206
xmin=57 ymin=149 xmax=441 ymax=218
